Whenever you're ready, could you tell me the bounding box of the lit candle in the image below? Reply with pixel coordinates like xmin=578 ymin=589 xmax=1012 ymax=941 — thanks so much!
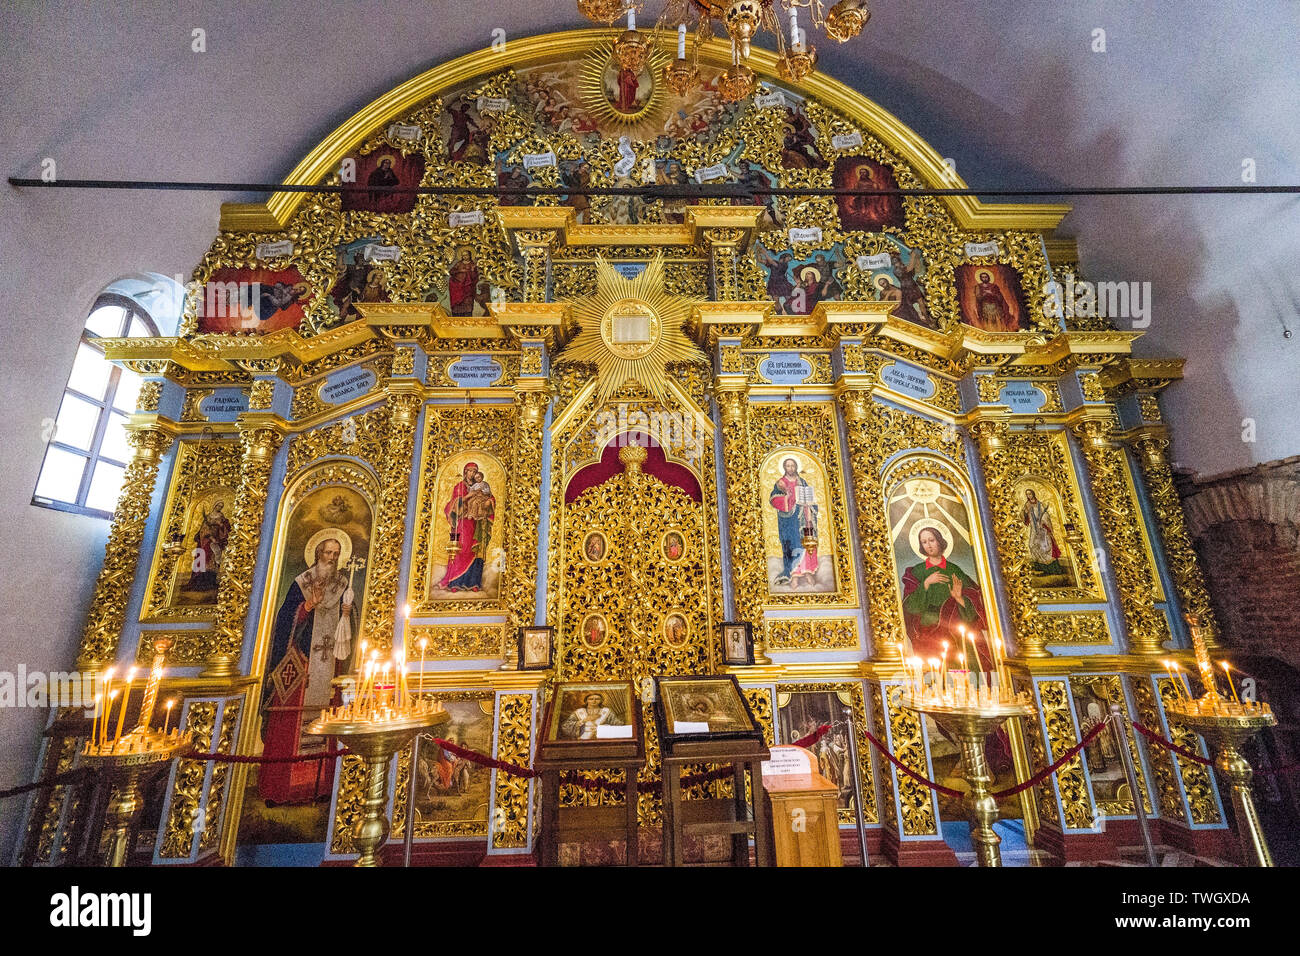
xmin=103 ymin=691 xmax=120 ymax=748
xmin=114 ymin=667 xmax=138 ymax=745
xmin=418 ymin=637 xmax=428 ymax=700
xmin=90 ymin=693 xmax=103 ymax=750
xmin=163 ymin=699 xmax=176 ymax=735
xmin=1220 ymin=662 xmax=1242 ymax=705
xmin=677 ymin=22 xmax=687 ymax=59
xmin=940 ymin=641 xmax=949 ymax=691
xmin=1171 ymin=663 xmax=1192 ymax=701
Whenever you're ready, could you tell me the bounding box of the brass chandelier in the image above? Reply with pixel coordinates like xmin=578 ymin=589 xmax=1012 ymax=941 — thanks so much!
xmin=578 ymin=0 xmax=871 ymax=102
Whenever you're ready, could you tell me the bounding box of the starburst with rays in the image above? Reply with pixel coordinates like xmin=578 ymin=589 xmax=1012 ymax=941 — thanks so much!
xmin=560 ymin=253 xmax=705 ymax=404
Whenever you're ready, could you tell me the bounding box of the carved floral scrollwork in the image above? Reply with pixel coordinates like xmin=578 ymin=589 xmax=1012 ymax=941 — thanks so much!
xmin=77 ymin=427 xmax=174 ymax=667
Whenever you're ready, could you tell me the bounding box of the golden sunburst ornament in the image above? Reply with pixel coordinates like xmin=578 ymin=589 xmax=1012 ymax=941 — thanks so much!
xmin=578 ymin=40 xmax=670 ymax=137
xmin=560 ymin=254 xmax=705 ymax=404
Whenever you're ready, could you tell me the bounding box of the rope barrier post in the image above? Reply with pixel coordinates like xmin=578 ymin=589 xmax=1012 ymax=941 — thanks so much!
xmin=403 ymin=733 xmax=422 ymax=869
xmin=1110 ymin=704 xmax=1158 ymax=866
xmin=842 ymin=708 xmax=869 ymax=868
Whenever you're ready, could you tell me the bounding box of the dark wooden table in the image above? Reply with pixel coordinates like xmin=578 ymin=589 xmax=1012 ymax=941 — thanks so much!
xmin=535 ymin=694 xmax=646 ymax=867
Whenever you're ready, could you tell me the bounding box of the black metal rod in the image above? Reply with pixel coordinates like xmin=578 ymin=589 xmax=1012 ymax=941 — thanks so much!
xmin=8 ymin=176 xmax=1300 ymax=200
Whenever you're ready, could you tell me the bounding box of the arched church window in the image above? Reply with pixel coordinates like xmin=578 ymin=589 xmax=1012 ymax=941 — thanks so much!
xmin=32 ymin=293 xmax=160 ymax=518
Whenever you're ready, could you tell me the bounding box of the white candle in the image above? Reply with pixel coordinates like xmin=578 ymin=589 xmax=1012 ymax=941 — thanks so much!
xmin=627 ymin=6 xmax=636 ymax=30
xmin=789 ymin=7 xmax=804 ymax=53
xmin=678 ymin=23 xmax=687 ymax=59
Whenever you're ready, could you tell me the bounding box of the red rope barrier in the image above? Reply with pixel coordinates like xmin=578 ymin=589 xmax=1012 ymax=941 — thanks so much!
xmin=861 ymin=721 xmax=1108 ymax=800
xmin=793 ymin=723 xmax=832 ymax=748
xmin=434 ymin=737 xmax=540 ymax=778
xmin=862 ymin=730 xmax=962 ymax=798
xmin=0 ymin=766 xmax=94 ymax=801
xmin=1132 ymin=722 xmax=1213 ymax=766
xmin=992 ymin=722 xmax=1106 ymax=798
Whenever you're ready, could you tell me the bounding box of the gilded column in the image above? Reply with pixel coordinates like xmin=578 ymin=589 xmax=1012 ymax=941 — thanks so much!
xmin=968 ymin=415 xmax=1051 ymax=658
xmin=358 ymin=385 xmax=423 ymax=651
xmin=1127 ymin=425 xmax=1220 ymax=648
xmin=208 ymin=415 xmax=283 ymax=672
xmin=703 ymin=228 xmax=745 ymax=301
xmin=837 ymin=390 xmax=904 ymax=663
xmin=501 ymin=381 xmax=551 ymax=668
xmin=1070 ymin=414 xmax=1169 ymax=656
xmin=715 ymin=378 xmax=770 ymax=662
xmin=515 ymin=230 xmax=558 ymax=302
xmin=77 ymin=424 xmax=173 ymax=668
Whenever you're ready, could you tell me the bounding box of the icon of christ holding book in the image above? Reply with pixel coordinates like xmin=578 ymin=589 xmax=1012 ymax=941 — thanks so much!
xmin=770 ymin=457 xmax=820 ymax=589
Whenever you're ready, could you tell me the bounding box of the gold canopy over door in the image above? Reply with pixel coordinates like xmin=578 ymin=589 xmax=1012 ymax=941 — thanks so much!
xmin=559 ymin=444 xmax=712 ymax=687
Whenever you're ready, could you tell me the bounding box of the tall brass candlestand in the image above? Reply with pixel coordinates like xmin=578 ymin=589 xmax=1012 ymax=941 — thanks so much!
xmin=902 ymin=697 xmax=1035 ymax=868
xmin=1168 ymin=708 xmax=1276 ymax=867
xmin=81 ymin=734 xmax=194 ymax=867
xmin=308 ymin=709 xmax=449 ymax=867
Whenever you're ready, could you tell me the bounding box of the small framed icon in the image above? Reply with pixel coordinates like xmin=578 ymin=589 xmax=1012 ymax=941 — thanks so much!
xmin=582 ymin=532 xmax=608 ymax=563
xmin=518 ymin=625 xmax=554 ymax=670
xmin=721 ymin=621 xmax=754 ymax=667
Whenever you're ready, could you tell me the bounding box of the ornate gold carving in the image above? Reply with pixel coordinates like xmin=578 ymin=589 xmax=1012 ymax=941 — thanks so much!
xmin=1128 ymin=429 xmax=1219 ymax=648
xmin=492 ymin=693 xmax=534 ymax=849
xmin=357 ymin=391 xmax=422 ymax=651
xmin=887 ymin=683 xmax=938 ymax=835
xmin=199 ymin=699 xmax=241 ymax=852
xmin=136 ymin=380 xmax=163 ymax=412
xmin=141 ymin=440 xmax=241 ymax=624
xmin=765 ymin=616 xmax=860 ymax=651
xmin=1154 ymin=676 xmax=1222 ymax=825
xmin=1131 ymin=676 xmax=1184 ymax=819
xmin=1071 ymin=416 xmax=1170 ymax=655
xmin=1015 ymin=675 xmax=1065 ymax=828
xmin=409 ymin=623 xmax=507 ymax=659
xmin=969 ymin=421 xmax=1107 ymax=655
xmin=1137 ymin=394 xmax=1163 ymax=422
xmin=868 ymin=683 xmax=899 ymax=828
xmin=391 ymin=346 xmax=416 ymax=376
xmin=1036 ymin=611 xmax=1112 ymax=645
xmin=211 ymin=422 xmax=284 ymax=662
xmin=502 ymin=388 xmax=550 ymax=665
xmin=976 ymin=375 xmax=1002 ymax=404
xmin=557 ymin=456 xmax=711 ymax=683
xmin=1038 ymin=680 xmax=1093 ymax=830
xmin=715 ymin=384 xmax=767 ymax=632
xmin=77 ymin=427 xmax=174 ymax=667
xmin=1079 ymin=371 xmax=1106 ymax=402
xmin=159 ymin=700 xmax=217 ymax=858
xmin=247 ymin=379 xmax=276 ymax=410
xmin=839 ymin=399 xmax=962 ymax=661
xmin=285 ymin=405 xmax=389 ymax=481
xmin=330 ymin=753 xmax=368 ymax=854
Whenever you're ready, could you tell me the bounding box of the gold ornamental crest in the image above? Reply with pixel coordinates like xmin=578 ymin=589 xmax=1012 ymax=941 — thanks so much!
xmin=560 ymin=254 xmax=705 ymax=403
